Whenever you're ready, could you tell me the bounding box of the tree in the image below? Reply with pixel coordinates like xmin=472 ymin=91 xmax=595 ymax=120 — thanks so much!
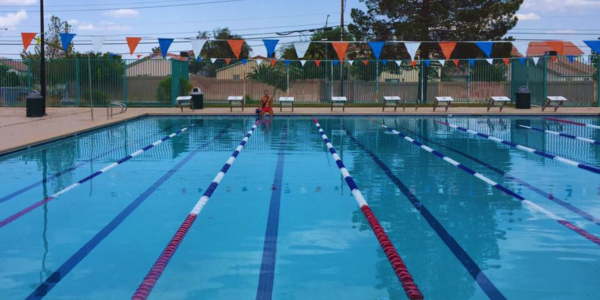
xmin=21 ymin=16 xmax=74 ymax=59
xmin=189 ymin=28 xmax=252 ymax=77
xmin=279 ymin=27 xmax=355 ymax=60
xmin=246 ymin=64 xmax=301 ymax=97
xmin=349 ymin=0 xmax=522 ymax=101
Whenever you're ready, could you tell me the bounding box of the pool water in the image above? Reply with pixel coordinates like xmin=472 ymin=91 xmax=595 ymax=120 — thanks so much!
xmin=0 ymin=116 xmax=599 ymax=300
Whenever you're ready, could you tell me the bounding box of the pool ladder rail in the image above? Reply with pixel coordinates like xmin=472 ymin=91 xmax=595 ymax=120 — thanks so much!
xmin=107 ymin=101 xmax=127 ymax=119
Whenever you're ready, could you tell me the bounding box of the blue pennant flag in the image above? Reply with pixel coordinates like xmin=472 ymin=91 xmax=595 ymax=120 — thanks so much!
xmin=468 ymin=59 xmax=475 ymax=66
xmin=59 ymin=33 xmax=76 ymax=51
xmin=333 ymin=60 xmax=339 ymax=66
xmin=285 ymin=60 xmax=290 ymax=66
xmin=519 ymin=57 xmax=526 ymax=65
xmin=567 ymin=55 xmax=575 ymax=63
xmin=367 ymin=41 xmax=385 ymax=60
xmin=584 ymin=40 xmax=600 ymax=53
xmin=475 ymin=42 xmax=494 ymax=58
xmin=381 ymin=59 xmax=388 ymax=65
xmin=109 ymin=53 xmax=114 ymax=58
xmin=158 ymin=38 xmax=174 ymax=59
xmin=241 ymin=59 xmax=247 ymax=65
xmin=424 ymin=60 xmax=430 ymax=67
xmin=263 ymin=39 xmax=279 ymax=58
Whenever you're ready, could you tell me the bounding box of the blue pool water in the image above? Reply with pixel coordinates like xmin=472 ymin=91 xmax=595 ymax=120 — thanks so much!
xmin=1 ymin=116 xmax=599 ymax=300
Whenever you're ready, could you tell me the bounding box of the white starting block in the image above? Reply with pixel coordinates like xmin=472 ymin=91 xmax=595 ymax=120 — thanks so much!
xmin=383 ymin=96 xmax=401 ymax=112
xmin=228 ymin=96 xmax=244 ymax=112
xmin=488 ymin=96 xmax=511 ymax=112
xmin=543 ymin=96 xmax=567 ymax=112
xmin=433 ymin=96 xmax=453 ymax=112
xmin=331 ymin=96 xmax=347 ymax=112
xmin=176 ymin=96 xmax=192 ymax=112
xmin=279 ymin=96 xmax=294 ymax=112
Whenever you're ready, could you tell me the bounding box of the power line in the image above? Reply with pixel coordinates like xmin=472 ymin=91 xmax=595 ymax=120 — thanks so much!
xmin=0 ymin=0 xmax=215 ymax=7
xmin=0 ymin=0 xmax=243 ymax=13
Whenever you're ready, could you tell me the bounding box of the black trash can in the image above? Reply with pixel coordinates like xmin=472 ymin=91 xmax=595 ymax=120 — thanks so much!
xmin=515 ymin=86 xmax=531 ymax=109
xmin=26 ymin=90 xmax=45 ymax=117
xmin=190 ymin=87 xmax=203 ymax=110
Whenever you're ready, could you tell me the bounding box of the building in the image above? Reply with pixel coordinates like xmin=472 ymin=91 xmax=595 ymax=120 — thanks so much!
xmin=126 ymin=53 xmax=186 ymax=77
xmin=214 ymin=56 xmax=269 ymax=80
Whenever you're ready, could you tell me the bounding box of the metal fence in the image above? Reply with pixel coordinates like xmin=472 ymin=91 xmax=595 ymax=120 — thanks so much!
xmin=1 ymin=55 xmax=598 ymax=107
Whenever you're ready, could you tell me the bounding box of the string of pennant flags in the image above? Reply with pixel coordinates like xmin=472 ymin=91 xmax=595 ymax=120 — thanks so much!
xmin=18 ymin=32 xmax=600 ymax=67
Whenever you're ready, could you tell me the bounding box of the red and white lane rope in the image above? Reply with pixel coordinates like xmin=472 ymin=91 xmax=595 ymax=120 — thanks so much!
xmin=313 ymin=119 xmax=424 ymax=300
xmin=132 ymin=120 xmax=260 ymax=300
xmin=544 ymin=117 xmax=600 ymax=130
xmin=518 ymin=124 xmax=600 ymax=145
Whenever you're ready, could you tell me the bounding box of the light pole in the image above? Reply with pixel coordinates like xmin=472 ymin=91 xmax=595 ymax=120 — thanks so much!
xmin=40 ymin=0 xmax=47 ymax=115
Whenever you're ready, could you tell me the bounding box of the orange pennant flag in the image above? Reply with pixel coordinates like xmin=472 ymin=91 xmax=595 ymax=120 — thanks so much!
xmin=225 ymin=58 xmax=232 ymax=65
xmin=21 ymin=33 xmax=37 ymax=51
xmin=503 ymin=58 xmax=510 ymax=66
xmin=137 ymin=54 xmax=142 ymax=59
xmin=551 ymin=56 xmax=557 ymax=62
xmin=410 ymin=60 xmax=417 ymax=67
xmin=126 ymin=37 xmax=142 ymax=55
xmin=362 ymin=60 xmax=369 ymax=66
xmin=332 ymin=42 xmax=350 ymax=61
xmin=438 ymin=42 xmax=457 ymax=59
xmin=314 ymin=60 xmax=321 ymax=66
xmin=545 ymin=41 xmax=564 ymax=55
xmin=270 ymin=59 xmax=276 ymax=66
xmin=452 ymin=59 xmax=459 ymax=66
xmin=227 ymin=39 xmax=245 ymax=59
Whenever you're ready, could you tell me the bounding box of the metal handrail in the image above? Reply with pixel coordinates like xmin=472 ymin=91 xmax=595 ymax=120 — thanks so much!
xmin=107 ymin=101 xmax=127 ymax=119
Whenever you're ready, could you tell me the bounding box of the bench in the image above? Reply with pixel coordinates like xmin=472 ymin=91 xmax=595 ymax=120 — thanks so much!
xmin=279 ymin=96 xmax=294 ymax=112
xmin=543 ymin=96 xmax=567 ymax=112
xmin=176 ymin=96 xmax=192 ymax=112
xmin=228 ymin=96 xmax=244 ymax=112
xmin=487 ymin=96 xmax=511 ymax=112
xmin=433 ymin=96 xmax=453 ymax=112
xmin=382 ymin=96 xmax=401 ymax=112
xmin=331 ymin=96 xmax=347 ymax=112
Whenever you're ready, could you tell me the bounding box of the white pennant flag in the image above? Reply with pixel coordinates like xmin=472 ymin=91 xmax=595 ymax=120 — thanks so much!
xmin=91 ymin=36 xmax=106 ymax=52
xmin=348 ymin=60 xmax=354 ymax=65
xmin=210 ymin=58 xmax=217 ymax=63
xmin=532 ymin=57 xmax=540 ymax=65
xmin=395 ymin=60 xmax=402 ymax=66
xmin=404 ymin=42 xmax=421 ymax=60
xmin=512 ymin=41 xmax=530 ymax=57
xmin=255 ymin=59 xmax=263 ymax=66
xmin=300 ymin=60 xmax=306 ymax=66
xmin=438 ymin=59 xmax=445 ymax=66
xmin=486 ymin=58 xmax=494 ymax=65
xmin=191 ymin=39 xmax=207 ymax=58
xmin=294 ymin=42 xmax=311 ymax=59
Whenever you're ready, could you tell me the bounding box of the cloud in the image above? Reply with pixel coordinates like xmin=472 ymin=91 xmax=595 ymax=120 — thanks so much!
xmin=0 ymin=0 xmax=37 ymax=5
xmin=0 ymin=10 xmax=27 ymax=28
xmin=516 ymin=12 xmax=541 ymax=20
xmin=522 ymin=0 xmax=600 ymax=11
xmin=68 ymin=19 xmax=79 ymax=25
xmin=103 ymin=9 xmax=140 ymax=18
xmin=78 ymin=21 xmax=131 ymax=31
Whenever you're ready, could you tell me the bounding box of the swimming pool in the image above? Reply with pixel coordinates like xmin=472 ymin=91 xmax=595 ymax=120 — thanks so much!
xmin=1 ymin=115 xmax=599 ymax=300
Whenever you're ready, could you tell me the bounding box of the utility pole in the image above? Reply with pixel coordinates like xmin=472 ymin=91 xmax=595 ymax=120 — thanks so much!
xmin=40 ymin=0 xmax=47 ymax=115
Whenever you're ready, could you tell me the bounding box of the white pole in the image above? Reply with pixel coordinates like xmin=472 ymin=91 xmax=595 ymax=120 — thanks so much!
xmin=88 ymin=53 xmax=94 ymax=121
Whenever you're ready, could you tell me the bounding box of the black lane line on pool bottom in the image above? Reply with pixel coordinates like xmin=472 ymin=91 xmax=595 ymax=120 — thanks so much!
xmin=343 ymin=128 xmax=506 ymax=300
xmin=26 ymin=124 xmax=231 ymax=300
xmin=0 ymin=123 xmax=181 ymax=204
xmin=399 ymin=124 xmax=600 ymax=228
xmin=256 ymin=125 xmax=288 ymax=300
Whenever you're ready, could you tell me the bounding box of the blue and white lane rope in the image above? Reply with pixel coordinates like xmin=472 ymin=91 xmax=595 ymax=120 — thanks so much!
xmin=518 ymin=125 xmax=600 ymax=145
xmin=0 ymin=127 xmax=190 ymax=229
xmin=383 ymin=124 xmax=600 ymax=247
xmin=545 ymin=117 xmax=600 ymax=130
xmin=314 ymin=119 xmax=424 ymax=300
xmin=132 ymin=120 xmax=260 ymax=300
xmin=436 ymin=121 xmax=600 ymax=175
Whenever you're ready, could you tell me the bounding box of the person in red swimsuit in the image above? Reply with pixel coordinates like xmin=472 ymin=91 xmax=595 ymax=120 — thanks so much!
xmin=259 ymin=89 xmax=274 ymax=118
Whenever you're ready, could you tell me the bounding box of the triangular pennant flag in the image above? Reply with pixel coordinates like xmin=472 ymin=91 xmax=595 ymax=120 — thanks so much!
xmin=285 ymin=60 xmax=290 ymax=66
xmin=263 ymin=39 xmax=279 ymax=58
xmin=437 ymin=59 xmax=445 ymax=66
xmin=294 ymin=42 xmax=311 ymax=59
xmin=137 ymin=54 xmax=142 ymax=59
xmin=210 ymin=58 xmax=217 ymax=63
xmin=91 ymin=36 xmax=106 ymax=52
xmin=227 ymin=39 xmax=245 ymax=59
xmin=475 ymin=42 xmax=494 ymax=58
xmin=503 ymin=58 xmax=510 ymax=66
xmin=241 ymin=59 xmax=247 ymax=65
xmin=256 ymin=59 xmax=263 ymax=66
xmin=519 ymin=58 xmax=527 ymax=65
xmin=410 ymin=60 xmax=416 ymax=67
xmin=550 ymin=56 xmax=557 ymax=62
xmin=468 ymin=59 xmax=475 ymax=66
xmin=532 ymin=57 xmax=540 ymax=65
xmin=59 ymin=33 xmax=76 ymax=51
xmin=126 ymin=37 xmax=142 ymax=55
xmin=270 ymin=59 xmax=276 ymax=66
xmin=21 ymin=33 xmax=36 ymax=51
xmin=438 ymin=42 xmax=457 ymax=59
xmin=545 ymin=41 xmax=564 ymax=55
xmin=381 ymin=59 xmax=388 ymax=65
xmin=367 ymin=41 xmax=385 ymax=60
xmin=453 ymin=59 xmax=459 ymax=66
xmin=348 ymin=60 xmax=354 ymax=65
xmin=109 ymin=53 xmax=114 ymax=58
xmin=567 ymin=55 xmax=575 ymax=64
xmin=225 ymin=59 xmax=231 ymax=65
xmin=424 ymin=60 xmax=430 ymax=67
xmin=333 ymin=60 xmax=339 ymax=66
xmin=158 ymin=38 xmax=174 ymax=59
xmin=395 ymin=60 xmax=402 ymax=66
xmin=512 ymin=41 xmax=530 ymax=57
xmin=332 ymin=42 xmax=349 ymax=61
xmin=314 ymin=60 xmax=321 ymax=66
xmin=583 ymin=40 xmax=600 ymax=53
xmin=404 ymin=42 xmax=421 ymax=60
xmin=300 ymin=60 xmax=306 ymax=66
xmin=486 ymin=58 xmax=494 ymax=65
xmin=191 ymin=39 xmax=207 ymax=58
xmin=362 ymin=60 xmax=369 ymax=66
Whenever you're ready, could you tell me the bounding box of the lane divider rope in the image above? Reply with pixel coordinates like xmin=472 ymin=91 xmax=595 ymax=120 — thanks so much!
xmin=436 ymin=121 xmax=600 ymax=175
xmin=314 ymin=119 xmax=424 ymax=300
xmin=544 ymin=117 xmax=600 ymax=130
xmin=0 ymin=126 xmax=191 ymax=229
xmin=518 ymin=125 xmax=600 ymax=145
xmin=383 ymin=124 xmax=600 ymax=247
xmin=132 ymin=120 xmax=260 ymax=300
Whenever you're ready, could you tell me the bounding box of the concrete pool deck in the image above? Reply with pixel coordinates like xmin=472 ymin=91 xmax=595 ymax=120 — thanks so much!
xmin=1 ymin=106 xmax=599 ymax=155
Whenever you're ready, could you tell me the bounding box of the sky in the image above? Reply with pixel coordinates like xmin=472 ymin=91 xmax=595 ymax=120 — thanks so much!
xmin=0 ymin=0 xmax=599 ymax=59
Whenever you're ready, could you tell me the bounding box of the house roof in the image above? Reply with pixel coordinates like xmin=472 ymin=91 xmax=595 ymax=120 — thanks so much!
xmin=127 ymin=53 xmax=187 ymax=68
xmin=0 ymin=59 xmax=28 ymax=72
xmin=511 ymin=41 xmax=584 ymax=57
xmin=547 ymin=56 xmax=594 ymax=76
xmin=214 ymin=55 xmax=269 ymax=72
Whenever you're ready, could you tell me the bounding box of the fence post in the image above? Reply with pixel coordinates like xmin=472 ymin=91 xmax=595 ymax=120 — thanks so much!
xmin=467 ymin=63 xmax=471 ymax=103
xmin=597 ymin=56 xmax=599 ymax=107
xmin=543 ymin=56 xmax=548 ymax=101
xmin=375 ymin=61 xmax=379 ymax=102
xmin=27 ymin=58 xmax=31 ymax=90
xmin=123 ymin=60 xmax=128 ymax=105
xmin=75 ymin=58 xmax=80 ymax=106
